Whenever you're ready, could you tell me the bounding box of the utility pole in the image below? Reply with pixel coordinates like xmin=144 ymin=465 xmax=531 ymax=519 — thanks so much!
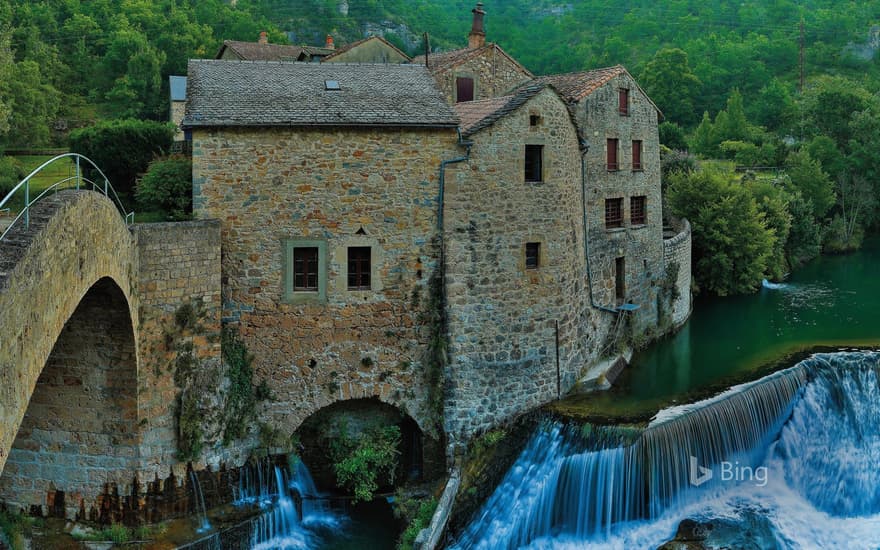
xmin=799 ymin=18 xmax=805 ymax=93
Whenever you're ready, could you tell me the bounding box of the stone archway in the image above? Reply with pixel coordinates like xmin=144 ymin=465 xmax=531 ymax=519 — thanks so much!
xmin=295 ymin=398 xmax=442 ymax=494
xmin=0 ymin=277 xmax=138 ymax=518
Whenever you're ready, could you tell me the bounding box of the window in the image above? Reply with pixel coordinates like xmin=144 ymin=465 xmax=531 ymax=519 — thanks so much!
xmin=456 ymin=77 xmax=474 ymax=102
xmin=284 ymin=239 xmax=327 ymax=302
xmin=293 ymin=247 xmax=319 ymax=291
xmin=631 ymin=196 xmax=647 ymax=225
xmin=347 ymin=247 xmax=371 ymax=290
xmin=525 ymin=242 xmax=540 ymax=269
xmin=632 ymin=140 xmax=643 ymax=171
xmin=525 ymin=144 xmax=543 ymax=182
xmin=607 ymin=139 xmax=619 ymax=171
xmin=605 ymin=198 xmax=623 ymax=229
xmin=324 ymin=80 xmax=340 ymax=91
xmin=619 ymin=88 xmax=629 ymax=115
xmin=530 ymin=115 xmax=541 ymax=126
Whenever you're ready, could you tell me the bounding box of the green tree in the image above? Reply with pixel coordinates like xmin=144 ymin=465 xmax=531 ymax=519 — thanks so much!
xmin=667 ymin=168 xmax=775 ymax=295
xmin=743 ymin=175 xmax=792 ymax=279
xmin=640 ymin=48 xmax=702 ymax=126
xmin=68 ymin=119 xmax=175 ymax=201
xmin=785 ymin=190 xmax=822 ymax=267
xmin=690 ymin=112 xmax=715 ymax=156
xmin=135 ymin=156 xmax=192 ymax=220
xmin=659 ymin=121 xmax=688 ymax=150
xmin=784 ymin=150 xmax=836 ymax=220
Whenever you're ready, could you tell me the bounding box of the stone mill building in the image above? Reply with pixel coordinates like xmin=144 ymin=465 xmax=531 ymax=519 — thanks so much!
xmin=0 ymin=3 xmax=691 ymax=520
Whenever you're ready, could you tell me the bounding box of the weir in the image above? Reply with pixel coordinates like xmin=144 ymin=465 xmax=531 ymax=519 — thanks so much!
xmin=453 ymin=351 xmax=880 ymax=549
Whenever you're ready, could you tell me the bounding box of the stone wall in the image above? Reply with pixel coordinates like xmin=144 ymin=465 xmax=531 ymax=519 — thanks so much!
xmin=579 ymin=73 xmax=665 ymax=334
xmin=663 ymin=219 xmax=692 ymax=328
xmin=192 ymin=126 xmax=460 ymax=442
xmin=131 ymin=221 xmax=223 ymax=476
xmin=431 ymin=45 xmax=531 ymax=104
xmin=171 ymin=100 xmax=186 ymax=141
xmin=443 ymin=88 xmax=611 ymax=441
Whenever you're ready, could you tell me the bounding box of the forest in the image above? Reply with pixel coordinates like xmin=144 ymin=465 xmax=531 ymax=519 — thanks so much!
xmin=1 ymin=0 xmax=880 ymax=294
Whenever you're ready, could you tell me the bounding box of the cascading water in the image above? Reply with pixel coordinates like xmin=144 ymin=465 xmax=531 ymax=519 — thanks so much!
xmin=189 ymin=469 xmax=212 ymax=533
xmin=454 ymin=351 xmax=880 ymax=549
xmin=234 ymin=457 xmax=342 ymax=549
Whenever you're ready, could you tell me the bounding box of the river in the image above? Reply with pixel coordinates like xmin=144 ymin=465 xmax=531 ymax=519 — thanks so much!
xmin=453 ymin=241 xmax=880 ymax=549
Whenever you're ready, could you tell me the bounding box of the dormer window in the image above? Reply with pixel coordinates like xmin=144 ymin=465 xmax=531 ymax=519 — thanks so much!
xmin=325 ymin=80 xmax=341 ymax=91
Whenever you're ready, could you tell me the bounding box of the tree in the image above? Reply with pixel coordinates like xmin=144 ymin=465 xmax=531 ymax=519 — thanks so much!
xmin=667 ymin=168 xmax=775 ymax=296
xmin=68 ymin=119 xmax=175 ymax=202
xmin=800 ymin=76 xmax=873 ymax=150
xmin=640 ymin=48 xmax=702 ymax=126
xmin=785 ymin=190 xmax=822 ymax=267
xmin=749 ymin=78 xmax=794 ymax=132
xmin=136 ymin=156 xmax=192 ymax=220
xmin=659 ymin=121 xmax=688 ymax=150
xmin=784 ymin=150 xmax=836 ymax=220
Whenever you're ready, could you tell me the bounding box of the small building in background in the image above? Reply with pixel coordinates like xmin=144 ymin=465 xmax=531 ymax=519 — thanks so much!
xmin=216 ymin=31 xmax=335 ymax=62
xmin=321 ymin=35 xmax=411 ymax=64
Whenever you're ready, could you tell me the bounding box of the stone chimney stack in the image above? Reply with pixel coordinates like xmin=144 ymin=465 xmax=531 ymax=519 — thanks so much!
xmin=468 ymin=2 xmax=486 ymax=49
xmin=325 ymin=34 xmax=335 ymax=50
xmin=258 ymin=31 xmax=268 ymax=44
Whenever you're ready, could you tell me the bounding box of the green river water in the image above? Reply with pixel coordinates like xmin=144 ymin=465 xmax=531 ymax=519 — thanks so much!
xmin=553 ymin=238 xmax=880 ymax=423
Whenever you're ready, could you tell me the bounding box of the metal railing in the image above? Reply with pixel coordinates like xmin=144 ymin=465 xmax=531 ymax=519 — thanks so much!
xmin=0 ymin=153 xmax=134 ymax=241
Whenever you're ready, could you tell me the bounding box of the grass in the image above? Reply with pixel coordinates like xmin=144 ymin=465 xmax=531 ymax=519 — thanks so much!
xmin=0 ymin=508 xmax=38 ymax=550
xmin=1 ymin=154 xmax=75 ymax=214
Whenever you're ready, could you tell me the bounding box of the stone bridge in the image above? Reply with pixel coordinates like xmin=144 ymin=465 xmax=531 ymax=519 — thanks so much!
xmin=0 ymin=190 xmax=222 ymax=517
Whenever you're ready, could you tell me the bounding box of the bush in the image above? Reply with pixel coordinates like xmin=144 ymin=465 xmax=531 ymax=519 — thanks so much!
xmin=659 ymin=121 xmax=687 ymax=150
xmin=68 ymin=119 xmax=174 ymax=202
xmin=330 ymin=422 xmax=401 ymax=503
xmin=660 ymin=148 xmax=698 ymax=181
xmin=135 ymin=155 xmax=192 ymax=220
xmin=397 ymin=497 xmax=438 ymax=550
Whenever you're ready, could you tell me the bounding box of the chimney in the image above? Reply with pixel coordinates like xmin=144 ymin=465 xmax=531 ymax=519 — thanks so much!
xmin=258 ymin=31 xmax=268 ymax=44
xmin=325 ymin=34 xmax=335 ymax=50
xmin=468 ymin=2 xmax=486 ymax=49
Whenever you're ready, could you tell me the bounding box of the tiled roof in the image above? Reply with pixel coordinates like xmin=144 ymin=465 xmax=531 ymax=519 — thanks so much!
xmin=455 ymin=82 xmax=581 ymax=141
xmin=414 ymin=43 xmax=533 ymax=77
xmin=322 ymin=35 xmax=412 ymax=62
xmin=218 ymin=40 xmax=307 ymax=61
xmin=535 ymin=65 xmax=662 ymax=116
xmin=183 ymin=60 xmax=459 ymax=129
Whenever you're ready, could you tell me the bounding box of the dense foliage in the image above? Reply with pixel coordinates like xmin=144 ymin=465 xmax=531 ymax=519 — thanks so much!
xmin=136 ymin=155 xmax=193 ymax=220
xmin=329 ymin=422 xmax=401 ymax=503
xmin=68 ymin=119 xmax=174 ymax=201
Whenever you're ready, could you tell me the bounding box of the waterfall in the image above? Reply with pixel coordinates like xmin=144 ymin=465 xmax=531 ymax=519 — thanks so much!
xmin=189 ymin=470 xmax=212 ymax=533
xmin=231 ymin=457 xmax=342 ymax=549
xmin=453 ymin=351 xmax=880 ymax=549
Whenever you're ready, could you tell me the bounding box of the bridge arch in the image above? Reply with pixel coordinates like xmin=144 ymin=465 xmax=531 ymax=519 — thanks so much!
xmin=0 ymin=190 xmax=138 ymax=514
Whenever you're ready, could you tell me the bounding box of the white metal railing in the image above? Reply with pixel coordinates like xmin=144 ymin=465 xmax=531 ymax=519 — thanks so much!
xmin=0 ymin=153 xmax=134 ymax=241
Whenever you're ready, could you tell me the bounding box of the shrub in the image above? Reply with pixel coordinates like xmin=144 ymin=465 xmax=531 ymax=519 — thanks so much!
xmin=397 ymin=497 xmax=438 ymax=550
xmin=68 ymin=119 xmax=174 ymax=202
xmin=136 ymin=155 xmax=192 ymax=220
xmin=330 ymin=422 xmax=401 ymax=503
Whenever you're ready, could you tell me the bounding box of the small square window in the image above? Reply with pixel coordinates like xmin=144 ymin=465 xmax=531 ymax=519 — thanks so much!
xmin=530 ymin=115 xmax=540 ymax=126
xmin=525 ymin=242 xmax=540 ymax=269
xmin=347 ymin=247 xmax=371 ymax=290
xmin=293 ymin=247 xmax=319 ymax=291
xmin=619 ymin=88 xmax=629 ymax=116
xmin=605 ymin=198 xmax=623 ymax=229
xmin=632 ymin=140 xmax=643 ymax=171
xmin=324 ymin=80 xmax=340 ymax=90
xmin=607 ymin=138 xmax=619 ymax=171
xmin=631 ymin=196 xmax=646 ymax=225
xmin=525 ymin=144 xmax=543 ymax=182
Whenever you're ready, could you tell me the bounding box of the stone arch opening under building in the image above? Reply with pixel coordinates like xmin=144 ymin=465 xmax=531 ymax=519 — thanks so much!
xmin=0 ymin=277 xmax=138 ymax=519
xmin=295 ymin=398 xmax=443 ymax=495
